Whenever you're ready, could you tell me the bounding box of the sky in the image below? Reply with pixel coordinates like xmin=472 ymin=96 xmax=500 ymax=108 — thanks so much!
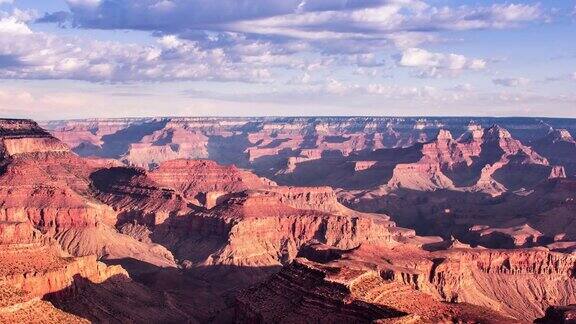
xmin=0 ymin=0 xmax=574 ymax=119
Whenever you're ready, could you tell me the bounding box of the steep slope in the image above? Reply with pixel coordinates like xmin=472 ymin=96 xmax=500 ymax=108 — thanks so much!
xmin=0 ymin=119 xmax=176 ymax=267
xmin=5 ymin=117 xmax=576 ymax=323
xmin=0 ymin=221 xmax=187 ymax=323
xmin=238 ymin=242 xmax=576 ymax=322
xmin=82 ymin=157 xmax=421 ymax=321
xmin=44 ymin=117 xmax=572 ymax=173
xmin=149 ymin=159 xmax=276 ymax=208
xmin=273 ymin=125 xmax=557 ymax=197
xmin=341 ymin=177 xmax=576 ymax=252
xmin=121 ymin=123 xmax=211 ymax=169
xmin=237 ymin=257 xmax=515 ymax=324
xmin=533 ymin=129 xmax=576 ymax=178
xmin=386 ymin=125 xmax=554 ymax=194
xmin=153 ymin=189 xmax=398 ymax=270
xmin=0 ymin=284 xmax=88 ymax=324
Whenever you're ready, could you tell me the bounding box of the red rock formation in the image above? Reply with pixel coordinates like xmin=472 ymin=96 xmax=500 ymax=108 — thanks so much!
xmin=0 ymin=119 xmax=176 ymax=267
xmin=4 ymin=118 xmax=575 ymax=322
xmin=384 ymin=126 xmax=553 ymax=193
xmin=0 ymin=119 xmax=70 ymax=157
xmin=533 ymin=129 xmax=576 ymax=178
xmin=240 ymin=242 xmax=575 ymax=322
xmin=0 ymin=222 xmax=186 ymax=323
xmin=0 ymin=284 xmax=88 ymax=323
xmin=149 ymin=159 xmax=275 ymax=208
xmin=90 ymin=166 xmax=192 ymax=224
xmin=0 ymin=221 xmax=124 ymax=301
xmin=154 ymin=189 xmax=399 ymax=271
xmin=236 ymin=246 xmax=517 ymax=323
xmin=122 ymin=123 xmax=210 ymax=169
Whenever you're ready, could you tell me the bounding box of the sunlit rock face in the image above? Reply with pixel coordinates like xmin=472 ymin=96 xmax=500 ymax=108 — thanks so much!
xmin=42 ymin=116 xmax=571 ymax=171
xmin=0 ymin=117 xmax=574 ymax=322
xmin=237 ymin=242 xmax=576 ymax=322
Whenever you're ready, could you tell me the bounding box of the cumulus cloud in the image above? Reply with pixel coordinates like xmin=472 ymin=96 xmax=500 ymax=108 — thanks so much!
xmin=309 ymin=78 xmax=440 ymax=100
xmin=0 ymin=14 xmax=292 ymax=82
xmin=398 ymin=48 xmax=486 ymax=77
xmin=33 ymin=1 xmax=547 ymax=60
xmin=59 ymin=1 xmax=545 ymax=38
xmin=2 ymin=1 xmax=550 ymax=84
xmin=493 ymin=77 xmax=530 ymax=87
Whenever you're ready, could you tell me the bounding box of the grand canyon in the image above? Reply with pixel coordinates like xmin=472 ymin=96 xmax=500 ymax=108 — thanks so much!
xmin=0 ymin=116 xmax=573 ymax=323
xmin=2 ymin=0 xmax=575 ymax=322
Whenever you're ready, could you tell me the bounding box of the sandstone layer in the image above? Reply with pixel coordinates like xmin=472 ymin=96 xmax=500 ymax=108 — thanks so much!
xmin=1 ymin=117 xmax=575 ymax=323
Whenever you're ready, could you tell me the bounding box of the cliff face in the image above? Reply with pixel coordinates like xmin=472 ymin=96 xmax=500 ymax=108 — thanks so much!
xmin=152 ymin=189 xmax=399 ymax=272
xmin=0 ymin=221 xmax=121 ymax=322
xmin=533 ymin=129 xmax=576 ymax=178
xmin=0 ymin=221 xmax=127 ymax=296
xmin=3 ymin=118 xmax=576 ymax=322
xmin=425 ymin=249 xmax=576 ymax=321
xmin=121 ymin=125 xmax=211 ymax=169
xmin=0 ymin=119 xmax=177 ymax=267
xmin=341 ymin=176 xmax=576 ymax=253
xmin=236 ymin=247 xmax=517 ymax=323
xmin=90 ymin=166 xmax=193 ymax=225
xmin=42 ymin=117 xmax=571 ymax=172
xmin=370 ymin=125 xmax=554 ymax=194
xmin=238 ymin=242 xmax=575 ymax=322
xmin=149 ymin=159 xmax=276 ymax=208
xmin=0 ymin=119 xmax=70 ymax=157
xmin=43 ymin=117 xmax=573 ymax=199
xmin=0 ymin=221 xmax=187 ymax=323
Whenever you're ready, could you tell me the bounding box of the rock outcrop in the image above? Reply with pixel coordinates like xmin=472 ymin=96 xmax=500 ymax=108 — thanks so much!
xmin=0 ymin=119 xmax=176 ymax=267
xmin=43 ymin=116 xmax=569 ymax=173
xmin=0 ymin=221 xmax=187 ymax=323
xmin=238 ymin=242 xmax=576 ymax=322
xmin=149 ymin=159 xmax=275 ymax=208
xmin=2 ymin=117 xmax=575 ymax=322
xmin=236 ymin=244 xmax=518 ymax=323
xmin=533 ymin=129 xmax=576 ymax=178
xmin=0 ymin=119 xmax=70 ymax=157
xmin=152 ymin=189 xmax=398 ymax=271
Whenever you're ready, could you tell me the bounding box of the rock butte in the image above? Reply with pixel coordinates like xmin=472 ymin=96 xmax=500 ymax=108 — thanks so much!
xmin=0 ymin=117 xmax=574 ymax=322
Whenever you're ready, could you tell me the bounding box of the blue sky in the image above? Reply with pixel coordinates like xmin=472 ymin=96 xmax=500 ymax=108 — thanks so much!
xmin=0 ymin=0 xmax=574 ymax=119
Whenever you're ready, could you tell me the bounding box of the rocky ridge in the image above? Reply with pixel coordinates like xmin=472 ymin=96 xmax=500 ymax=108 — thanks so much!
xmin=2 ymin=118 xmax=576 ymax=322
xmin=238 ymin=242 xmax=576 ymax=322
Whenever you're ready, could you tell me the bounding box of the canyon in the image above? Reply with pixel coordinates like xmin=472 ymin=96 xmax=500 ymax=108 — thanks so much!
xmin=0 ymin=117 xmax=574 ymax=323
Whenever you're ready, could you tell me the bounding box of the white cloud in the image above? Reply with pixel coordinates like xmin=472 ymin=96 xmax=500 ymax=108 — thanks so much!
xmin=488 ymin=4 xmax=543 ymax=25
xmin=0 ymin=13 xmax=288 ymax=82
xmin=0 ymin=15 xmax=31 ymax=34
xmin=43 ymin=1 xmax=547 ymax=61
xmin=493 ymin=77 xmax=530 ymax=87
xmin=288 ymin=71 xmax=312 ymax=85
xmin=312 ymin=78 xmax=440 ymax=100
xmin=398 ymin=48 xmax=486 ymax=77
xmin=61 ymin=1 xmax=545 ymax=39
